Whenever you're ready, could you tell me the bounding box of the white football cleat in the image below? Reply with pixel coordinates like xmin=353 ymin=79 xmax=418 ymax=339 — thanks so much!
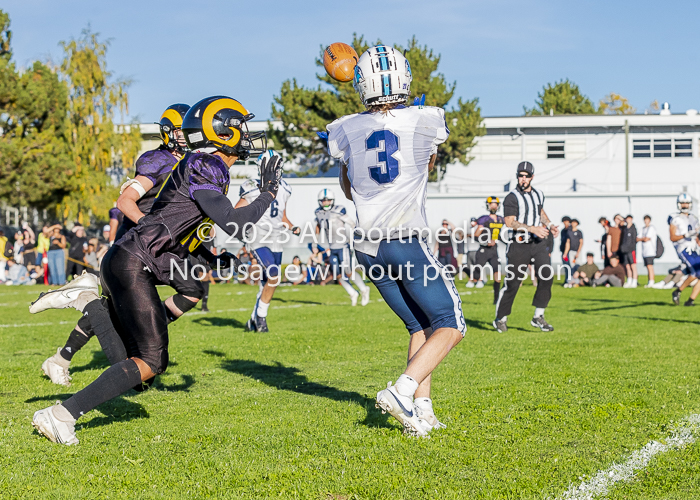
xmin=376 ymin=383 xmax=427 ymax=437
xmin=32 ymin=405 xmax=79 ymax=445
xmin=29 ymin=271 xmax=99 ymax=314
xmin=416 ymin=409 xmax=447 ymax=433
xmin=360 ymin=288 xmax=370 ymax=306
xmin=351 ymin=293 xmax=358 ymax=307
xmin=41 ymin=348 xmax=72 ymax=386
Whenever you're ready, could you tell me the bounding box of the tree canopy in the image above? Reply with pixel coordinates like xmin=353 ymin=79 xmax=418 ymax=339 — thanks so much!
xmin=270 ymin=34 xmax=484 ymax=178
xmin=524 ymin=79 xmax=601 ymax=115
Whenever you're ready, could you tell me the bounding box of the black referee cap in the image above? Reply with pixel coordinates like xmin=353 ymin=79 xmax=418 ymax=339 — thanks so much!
xmin=517 ymin=161 xmax=534 ymax=175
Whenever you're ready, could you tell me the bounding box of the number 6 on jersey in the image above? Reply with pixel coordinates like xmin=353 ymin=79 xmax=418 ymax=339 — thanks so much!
xmin=366 ymin=129 xmax=400 ymax=184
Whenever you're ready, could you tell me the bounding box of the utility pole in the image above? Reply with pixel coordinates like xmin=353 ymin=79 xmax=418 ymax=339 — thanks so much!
xmin=624 ymin=120 xmax=629 ymax=191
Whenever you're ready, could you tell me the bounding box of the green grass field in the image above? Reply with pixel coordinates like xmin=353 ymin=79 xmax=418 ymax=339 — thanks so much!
xmin=1 ymin=279 xmax=699 ymax=499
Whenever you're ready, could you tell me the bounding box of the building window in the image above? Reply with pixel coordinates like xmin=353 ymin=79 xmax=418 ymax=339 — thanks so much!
xmin=675 ymin=138 xmax=692 ymax=157
xmin=547 ymin=141 xmax=565 ymax=159
xmin=633 ymin=139 xmax=651 ymax=158
xmin=633 ymin=138 xmax=693 ymax=158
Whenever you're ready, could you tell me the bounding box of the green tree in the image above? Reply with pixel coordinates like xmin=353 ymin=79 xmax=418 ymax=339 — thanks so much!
xmin=0 ymin=10 xmax=73 ymax=211
xmin=524 ymin=79 xmax=600 ymax=115
xmin=270 ymin=34 xmax=484 ymax=178
xmin=58 ymin=28 xmax=141 ymax=223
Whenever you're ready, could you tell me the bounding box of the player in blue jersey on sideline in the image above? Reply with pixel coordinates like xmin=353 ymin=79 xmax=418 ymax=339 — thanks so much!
xmin=327 ymin=45 xmax=465 ymax=437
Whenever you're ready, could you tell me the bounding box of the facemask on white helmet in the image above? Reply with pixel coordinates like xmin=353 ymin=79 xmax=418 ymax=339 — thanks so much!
xmin=317 ymin=188 xmax=335 ymax=211
xmin=353 ymin=45 xmax=412 ymax=108
xmin=677 ymin=193 xmax=693 ymax=213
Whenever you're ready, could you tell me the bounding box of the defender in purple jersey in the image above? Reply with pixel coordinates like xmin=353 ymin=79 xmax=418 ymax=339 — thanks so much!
xmin=474 ymin=197 xmax=505 ymax=304
xmin=31 ymin=104 xmax=206 ymax=389
xmin=31 ymin=96 xmax=282 ymax=445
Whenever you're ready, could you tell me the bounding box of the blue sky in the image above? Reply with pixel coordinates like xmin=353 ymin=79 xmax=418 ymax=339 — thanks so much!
xmin=4 ymin=0 xmax=698 ymax=122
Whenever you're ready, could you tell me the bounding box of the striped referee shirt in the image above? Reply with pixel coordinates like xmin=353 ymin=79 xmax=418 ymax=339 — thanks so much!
xmin=503 ymin=187 xmax=545 ymax=240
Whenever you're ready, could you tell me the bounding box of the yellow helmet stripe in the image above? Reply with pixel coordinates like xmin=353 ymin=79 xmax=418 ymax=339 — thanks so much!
xmin=202 ymin=98 xmax=249 ymax=147
xmin=161 ymin=108 xmax=184 ymax=128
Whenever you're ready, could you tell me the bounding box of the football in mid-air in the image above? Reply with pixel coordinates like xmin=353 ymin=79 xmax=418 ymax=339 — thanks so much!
xmin=323 ymin=42 xmax=358 ymax=82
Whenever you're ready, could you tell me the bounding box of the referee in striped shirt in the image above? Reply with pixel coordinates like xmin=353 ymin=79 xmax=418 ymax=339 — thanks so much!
xmin=493 ymin=161 xmax=559 ymax=333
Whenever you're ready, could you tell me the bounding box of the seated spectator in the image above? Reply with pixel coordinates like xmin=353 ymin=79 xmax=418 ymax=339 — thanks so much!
xmin=27 ymin=261 xmax=44 ymax=282
xmin=651 ymin=265 xmax=689 ymax=289
xmin=285 ymin=256 xmax=308 ymax=285
xmin=5 ymin=258 xmax=35 ymax=285
xmin=565 ymin=252 xmax=599 ymax=287
xmin=592 ymin=255 xmax=626 ymax=287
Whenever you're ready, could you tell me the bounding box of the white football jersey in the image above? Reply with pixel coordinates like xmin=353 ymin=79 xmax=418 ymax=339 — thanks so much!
xmin=315 ymin=205 xmax=353 ymax=250
xmin=239 ymin=178 xmax=292 ymax=252
xmin=327 ymin=105 xmax=448 ymax=256
xmin=669 ymin=212 xmax=700 ymax=254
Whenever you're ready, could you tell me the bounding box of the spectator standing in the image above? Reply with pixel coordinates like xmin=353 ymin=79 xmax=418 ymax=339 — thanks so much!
xmin=0 ymin=229 xmax=10 ymax=282
xmin=47 ymin=225 xmax=66 ymax=285
xmin=592 ymin=255 xmax=626 ymax=287
xmin=454 ymin=228 xmax=466 ymax=275
xmin=65 ymin=224 xmax=88 ymax=278
xmin=434 ymin=219 xmax=457 ymax=270
xmin=13 ymin=231 xmax=24 ymax=265
xmin=464 ymin=217 xmax=481 ymax=287
xmin=84 ymin=241 xmax=99 ymax=276
xmin=598 ymin=217 xmax=612 ymax=268
xmin=639 ymin=215 xmax=658 ymax=287
xmin=21 ymin=223 xmax=37 ymax=266
xmin=560 ymin=216 xmax=571 ymax=279
xmin=564 ymin=218 xmax=584 ymax=274
xmin=620 ymin=214 xmax=638 ymax=288
xmin=609 ymin=215 xmax=623 ymax=261
xmin=36 ymin=224 xmax=51 ymax=262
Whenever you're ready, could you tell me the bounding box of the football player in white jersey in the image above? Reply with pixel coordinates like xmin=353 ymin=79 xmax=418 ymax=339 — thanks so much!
xmin=327 ymin=45 xmax=465 ymax=437
xmin=236 ymin=151 xmax=300 ymax=332
xmin=669 ymin=193 xmax=700 ymax=306
xmin=315 ymin=188 xmax=370 ymax=305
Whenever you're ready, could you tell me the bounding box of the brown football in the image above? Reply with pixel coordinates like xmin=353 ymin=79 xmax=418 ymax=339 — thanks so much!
xmin=323 ymin=42 xmax=359 ymax=82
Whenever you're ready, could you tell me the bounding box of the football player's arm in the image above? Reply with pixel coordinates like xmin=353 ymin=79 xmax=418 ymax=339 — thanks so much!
xmin=428 ymin=154 xmax=437 ymax=172
xmin=108 ymin=219 xmax=119 ymax=244
xmin=117 ymin=175 xmax=155 ymax=225
xmin=281 ymin=210 xmax=300 ymax=235
xmin=192 ymin=189 xmax=273 ymax=239
xmin=669 ymin=223 xmax=684 ymax=242
xmin=339 ymin=163 xmax=352 ymax=201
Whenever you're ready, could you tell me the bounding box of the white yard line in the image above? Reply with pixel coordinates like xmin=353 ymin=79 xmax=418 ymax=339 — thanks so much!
xmin=556 ymin=414 xmax=700 ymax=500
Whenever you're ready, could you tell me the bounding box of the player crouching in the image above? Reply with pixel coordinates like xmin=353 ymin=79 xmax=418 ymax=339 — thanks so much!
xmin=326 ymin=46 xmax=465 ymax=436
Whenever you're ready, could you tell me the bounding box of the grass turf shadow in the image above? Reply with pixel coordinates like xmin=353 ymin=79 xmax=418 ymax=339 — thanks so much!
xmin=192 ymin=317 xmax=247 ymax=329
xmin=214 ymin=356 xmax=393 ymax=430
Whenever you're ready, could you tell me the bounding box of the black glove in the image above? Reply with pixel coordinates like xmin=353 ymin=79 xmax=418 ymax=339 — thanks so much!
xmin=211 ymin=251 xmax=241 ymax=274
xmin=259 ymin=154 xmax=283 ymax=197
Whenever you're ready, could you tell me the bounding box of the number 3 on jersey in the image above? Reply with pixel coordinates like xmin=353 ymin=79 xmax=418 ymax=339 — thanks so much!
xmin=366 ymin=130 xmax=400 ymax=184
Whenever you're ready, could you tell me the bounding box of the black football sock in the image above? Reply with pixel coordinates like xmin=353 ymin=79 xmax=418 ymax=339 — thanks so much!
xmin=60 ymin=328 xmax=91 ymax=361
xmin=493 ymin=281 xmax=501 ymax=304
xmin=62 ymin=359 xmax=143 ymax=420
xmin=84 ymin=300 xmax=127 ymax=365
xmin=201 ymin=281 xmax=210 ymax=309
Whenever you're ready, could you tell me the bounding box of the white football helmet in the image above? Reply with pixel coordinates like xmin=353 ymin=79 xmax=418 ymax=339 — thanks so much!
xmin=677 ymin=193 xmax=693 ymax=213
xmin=318 ymin=188 xmax=335 ymax=211
xmin=353 ymin=45 xmax=412 ymax=107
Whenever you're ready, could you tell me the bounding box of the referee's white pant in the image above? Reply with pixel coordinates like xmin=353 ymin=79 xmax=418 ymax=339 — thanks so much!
xmin=495 ymin=238 xmax=554 ymax=319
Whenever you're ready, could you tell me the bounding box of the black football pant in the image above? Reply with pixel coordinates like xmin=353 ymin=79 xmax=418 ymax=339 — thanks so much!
xmin=495 ymin=239 xmax=553 ymax=319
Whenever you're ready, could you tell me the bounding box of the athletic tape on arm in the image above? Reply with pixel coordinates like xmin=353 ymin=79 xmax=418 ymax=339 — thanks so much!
xmin=120 ymin=178 xmax=147 ymax=199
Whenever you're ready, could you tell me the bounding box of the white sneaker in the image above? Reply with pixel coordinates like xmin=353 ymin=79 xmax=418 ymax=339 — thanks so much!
xmin=623 ymin=281 xmax=632 ymax=288
xmin=416 ymin=408 xmax=447 ymax=433
xmin=351 ymin=293 xmax=358 ymax=307
xmin=41 ymin=348 xmax=72 ymax=386
xmin=644 ymin=282 xmax=654 ymax=288
xmin=652 ymin=281 xmax=667 ymax=289
xmin=465 ymin=281 xmax=476 ymax=288
xmin=29 ymin=271 xmax=99 ymax=314
xmin=32 ymin=405 xmax=79 ymax=445
xmin=475 ymin=281 xmax=485 ymax=289
xmin=360 ymin=288 xmax=370 ymax=306
xmin=376 ymin=383 xmax=427 ymax=437
xmin=663 ymin=281 xmax=677 ymax=289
